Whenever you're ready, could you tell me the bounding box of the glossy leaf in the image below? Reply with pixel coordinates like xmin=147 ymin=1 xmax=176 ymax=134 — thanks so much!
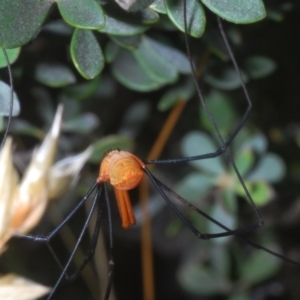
xmin=0 ymin=48 xmax=20 ymax=68
xmin=165 ymin=0 xmax=205 ymax=38
xmin=111 ymin=49 xmax=163 ymax=91
xmin=133 ymin=36 xmax=178 ymax=83
xmin=202 ymin=0 xmax=266 ymax=23
xmin=100 ymin=5 xmax=150 ymax=35
xmin=150 ymin=0 xmax=167 ymax=14
xmin=0 ymin=81 xmax=20 ymax=116
xmin=71 ymin=29 xmax=104 ymax=79
xmin=89 ymin=135 xmax=134 ymax=164
xmin=181 ymin=131 xmax=225 ymax=175
xmin=35 ymin=63 xmax=76 ymax=87
xmin=57 ymin=0 xmax=105 ymax=29
xmin=0 ymin=0 xmax=53 ymax=48
xmin=244 ymin=55 xmax=277 ymax=79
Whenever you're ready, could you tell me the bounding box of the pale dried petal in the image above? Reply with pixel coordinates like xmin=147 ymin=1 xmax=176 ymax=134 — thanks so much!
xmin=0 ymin=273 xmax=50 ymax=300
xmin=11 ymin=105 xmax=64 ymax=234
xmin=48 ymin=146 xmax=93 ymax=200
xmin=0 ymin=137 xmax=19 ymax=251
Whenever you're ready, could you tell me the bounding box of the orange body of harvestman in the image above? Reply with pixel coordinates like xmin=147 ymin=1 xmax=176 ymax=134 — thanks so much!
xmin=97 ymin=150 xmax=145 ymax=229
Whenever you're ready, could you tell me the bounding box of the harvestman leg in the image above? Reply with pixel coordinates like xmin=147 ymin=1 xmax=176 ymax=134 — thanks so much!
xmin=146 ymin=10 xmax=263 ymax=237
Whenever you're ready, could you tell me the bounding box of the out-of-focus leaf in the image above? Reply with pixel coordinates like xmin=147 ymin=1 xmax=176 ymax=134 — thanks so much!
xmin=240 ymin=133 xmax=267 ymax=154
xmin=89 ymin=135 xmax=134 ymax=164
xmin=0 ymin=0 xmax=53 ymax=48
xmin=133 ymin=36 xmax=178 ymax=84
xmin=71 ymin=29 xmax=104 ymax=79
xmin=244 ymin=55 xmax=277 ymax=79
xmin=111 ymin=49 xmax=163 ymax=91
xmin=181 ymin=131 xmax=225 ymax=175
xmin=165 ymin=0 xmax=205 ymax=38
xmin=63 ymin=113 xmax=100 ymax=133
xmin=105 ymin=41 xmax=120 ymax=63
xmin=44 ymin=20 xmax=73 ymax=36
xmin=0 ymin=81 xmax=20 ymax=116
xmin=57 ymin=0 xmax=105 ymax=29
xmin=10 ymin=120 xmax=43 ymax=138
xmin=202 ymin=0 xmax=266 ymax=23
xmin=110 ymin=34 xmax=142 ymax=50
xmin=35 ymin=63 xmax=76 ymax=87
xmin=63 ymin=76 xmax=100 ymax=100
xmin=248 ymin=153 xmax=286 ymax=183
xmin=0 ymin=48 xmax=20 ymax=68
xmin=149 ymin=37 xmax=191 ymax=74
xmin=239 ymin=243 xmax=281 ymax=284
xmin=158 ymin=78 xmax=195 ymax=111
xmin=200 ymin=90 xmax=237 ymax=136
xmin=235 ymin=149 xmax=255 ymax=176
xmin=0 ymin=274 xmax=50 ymax=300
xmin=204 ymin=67 xmax=248 ymax=90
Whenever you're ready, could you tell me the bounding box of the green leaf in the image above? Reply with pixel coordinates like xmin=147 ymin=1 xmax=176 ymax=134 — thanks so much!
xmin=239 ymin=243 xmax=281 ymax=284
xmin=89 ymin=135 xmax=134 ymax=163
xmin=104 ymin=41 xmax=120 ymax=63
xmin=200 ymin=90 xmax=237 ymax=136
xmin=209 ymin=199 xmax=237 ymax=245
xmin=71 ymin=29 xmax=104 ymax=79
xmin=158 ymin=78 xmax=195 ymax=111
xmin=63 ymin=76 xmax=101 ymax=100
xmin=244 ymin=55 xmax=277 ymax=79
xmin=0 ymin=48 xmax=21 ymax=68
xmin=133 ymin=36 xmax=178 ymax=84
xmin=57 ymin=0 xmax=105 ymax=29
xmin=235 ymin=149 xmax=255 ymax=176
xmin=148 ymin=37 xmax=191 ymax=74
xmin=63 ymin=113 xmax=100 ymax=133
xmin=204 ymin=66 xmax=248 ymax=90
xmin=0 ymin=81 xmax=20 ymax=116
xmin=10 ymin=119 xmax=44 ymax=138
xmin=240 ymin=133 xmax=267 ymax=154
xmin=111 ymin=49 xmax=163 ymax=91
xmin=150 ymin=0 xmax=167 ymax=14
xmin=110 ymin=34 xmax=142 ymax=50
xmin=202 ymin=0 xmax=266 ymax=24
xmin=0 ymin=0 xmax=53 ymax=48
xmin=127 ymin=0 xmax=156 ymax=12
xmin=35 ymin=63 xmax=76 ymax=87
xmin=100 ymin=5 xmax=150 ymax=35
xmin=165 ymin=0 xmax=206 ymax=38
xmin=176 ymin=173 xmax=216 ymax=203
xmin=248 ymin=153 xmax=286 ymax=183
xmin=181 ymin=131 xmax=225 ymax=175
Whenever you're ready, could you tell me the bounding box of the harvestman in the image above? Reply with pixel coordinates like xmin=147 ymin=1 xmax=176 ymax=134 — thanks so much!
xmin=3 ymin=2 xmax=299 ymax=300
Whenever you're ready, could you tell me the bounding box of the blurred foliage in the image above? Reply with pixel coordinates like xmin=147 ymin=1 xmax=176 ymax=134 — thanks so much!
xmin=0 ymin=1 xmax=299 ymax=300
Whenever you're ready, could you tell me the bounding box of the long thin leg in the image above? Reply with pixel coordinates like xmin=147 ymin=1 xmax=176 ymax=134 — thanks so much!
xmin=156 ymin=175 xmax=300 ymax=265
xmin=15 ymin=182 xmax=99 ymax=242
xmin=46 ymin=184 xmax=101 ymax=300
xmin=67 ymin=192 xmax=105 ymax=281
xmin=147 ymin=169 xmax=299 ymax=265
xmin=103 ymin=183 xmax=114 ymax=300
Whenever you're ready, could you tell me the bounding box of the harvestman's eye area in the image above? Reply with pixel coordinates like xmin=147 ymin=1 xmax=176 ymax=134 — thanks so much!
xmin=97 ymin=150 xmax=145 ymax=229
